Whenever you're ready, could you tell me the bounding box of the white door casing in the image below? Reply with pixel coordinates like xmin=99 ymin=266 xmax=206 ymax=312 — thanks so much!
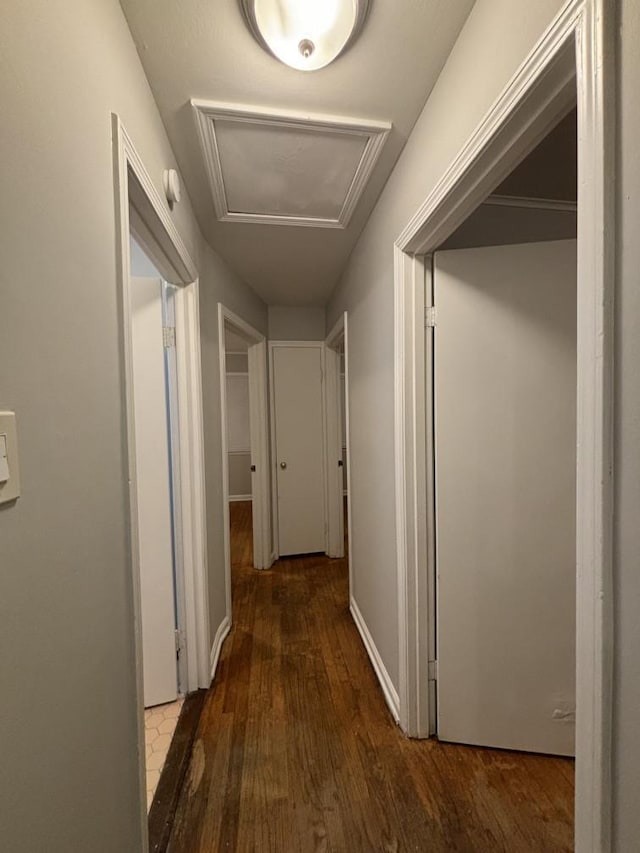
xmin=217 ymin=302 xmax=272 ymax=610
xmin=323 ymin=341 xmax=345 ymax=559
xmin=434 ymin=241 xmax=577 ymax=756
xmin=114 ymin=116 xmax=211 ymax=851
xmin=271 ymin=343 xmax=326 ymax=557
xmin=393 ymin=4 xmax=613 ymax=845
xmin=247 ymin=339 xmax=271 ymax=567
xmin=130 ymin=276 xmax=177 ymax=708
xmin=325 ymin=313 xmax=354 ymax=593
xmin=162 ymin=283 xmax=188 ymax=694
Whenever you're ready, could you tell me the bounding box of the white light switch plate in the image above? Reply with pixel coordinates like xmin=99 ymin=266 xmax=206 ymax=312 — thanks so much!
xmin=0 ymin=412 xmax=20 ymax=504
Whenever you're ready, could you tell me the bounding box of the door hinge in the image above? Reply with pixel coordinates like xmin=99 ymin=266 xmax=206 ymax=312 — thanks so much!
xmin=428 ymin=659 xmax=438 ymax=681
xmin=174 ymin=629 xmax=183 ymax=658
xmin=163 ymin=326 xmax=176 ymax=348
xmin=425 ymin=306 xmax=437 ymax=328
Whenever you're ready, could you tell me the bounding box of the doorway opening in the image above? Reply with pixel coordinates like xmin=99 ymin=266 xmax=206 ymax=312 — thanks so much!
xmin=113 ymin=116 xmax=210 ymax=852
xmin=217 ymin=304 xmax=271 ymax=629
xmin=129 ymin=236 xmax=187 ymax=808
xmin=431 ymin=105 xmax=578 ymax=779
xmin=224 ymin=327 xmax=254 ymax=576
xmin=433 ymin=106 xmax=578 ymax=755
xmin=394 ymin=3 xmax=613 ymax=848
xmin=325 ymin=312 xmax=353 ymax=591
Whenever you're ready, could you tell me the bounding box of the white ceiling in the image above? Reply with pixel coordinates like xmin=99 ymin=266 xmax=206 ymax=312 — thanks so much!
xmin=120 ymin=0 xmax=475 ymax=306
xmin=192 ymin=101 xmax=390 ymax=227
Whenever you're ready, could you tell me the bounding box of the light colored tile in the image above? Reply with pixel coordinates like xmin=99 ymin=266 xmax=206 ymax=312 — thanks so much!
xmin=145 ymin=727 xmax=159 ymax=746
xmin=162 ymin=702 xmax=182 ymax=720
xmin=146 ymin=767 xmax=161 ymax=807
xmin=146 ymin=712 xmax=165 ymax=730
xmin=146 ymin=750 xmax=166 ymax=772
xmin=146 ymin=768 xmax=160 ymax=786
xmin=145 ymin=743 xmax=154 ymax=760
xmin=158 ymin=718 xmax=177 ymax=735
xmin=152 ymin=733 xmax=173 ymax=753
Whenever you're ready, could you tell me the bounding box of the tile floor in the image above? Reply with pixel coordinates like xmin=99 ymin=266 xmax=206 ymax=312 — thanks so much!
xmin=144 ymin=697 xmax=184 ymax=810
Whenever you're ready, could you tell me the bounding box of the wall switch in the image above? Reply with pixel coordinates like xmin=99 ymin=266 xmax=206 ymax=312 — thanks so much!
xmin=0 ymin=412 xmax=20 ymax=504
xmin=0 ymin=435 xmax=8 ymax=483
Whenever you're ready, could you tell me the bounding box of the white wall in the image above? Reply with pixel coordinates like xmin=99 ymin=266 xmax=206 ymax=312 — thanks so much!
xmin=0 ymin=1 xmax=265 ymax=849
xmin=268 ymin=305 xmax=326 ymax=340
xmin=612 ymin=0 xmax=640 ymax=845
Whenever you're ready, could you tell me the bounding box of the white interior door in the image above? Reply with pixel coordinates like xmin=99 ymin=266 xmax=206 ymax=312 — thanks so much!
xmin=272 ymin=345 xmax=326 ymax=556
xmin=247 ymin=340 xmax=270 ymax=569
xmin=434 ymin=240 xmax=577 ymax=756
xmin=131 ymin=276 xmax=177 ymax=708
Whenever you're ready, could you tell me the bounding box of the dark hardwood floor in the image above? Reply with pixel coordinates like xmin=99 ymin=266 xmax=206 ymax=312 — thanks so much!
xmin=168 ymin=500 xmax=574 ymax=852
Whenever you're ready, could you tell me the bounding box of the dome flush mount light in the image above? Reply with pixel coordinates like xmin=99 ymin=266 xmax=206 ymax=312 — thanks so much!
xmin=240 ymin=0 xmax=371 ymax=71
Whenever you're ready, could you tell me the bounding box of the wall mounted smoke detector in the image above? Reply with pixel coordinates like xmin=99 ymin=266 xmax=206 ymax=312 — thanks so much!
xmin=163 ymin=169 xmax=181 ymax=208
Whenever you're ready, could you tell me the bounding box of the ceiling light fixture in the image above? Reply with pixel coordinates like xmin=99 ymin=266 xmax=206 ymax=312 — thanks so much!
xmin=240 ymin=0 xmax=371 ymax=71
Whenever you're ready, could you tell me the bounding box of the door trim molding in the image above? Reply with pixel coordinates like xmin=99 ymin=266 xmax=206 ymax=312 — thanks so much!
xmin=485 ymin=193 xmax=578 ymax=212
xmin=324 ymin=314 xmax=352 ymax=581
xmin=268 ymin=340 xmax=327 ymax=559
xmin=112 ymin=114 xmax=210 ymax=853
xmin=218 ymin=304 xmax=271 ymax=612
xmin=393 ymin=2 xmax=613 ymax=850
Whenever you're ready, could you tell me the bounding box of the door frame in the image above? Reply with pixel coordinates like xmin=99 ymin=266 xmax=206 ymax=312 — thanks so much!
xmin=217 ymin=304 xmax=272 ymax=626
xmin=393 ymin=1 xmax=613 ymax=850
xmin=268 ymin=340 xmax=327 ymax=559
xmin=324 ymin=314 xmax=353 ymax=577
xmin=112 ymin=116 xmax=211 ymax=850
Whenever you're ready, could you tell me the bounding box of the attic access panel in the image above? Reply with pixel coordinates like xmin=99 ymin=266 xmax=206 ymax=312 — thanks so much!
xmin=192 ymin=100 xmax=390 ymax=229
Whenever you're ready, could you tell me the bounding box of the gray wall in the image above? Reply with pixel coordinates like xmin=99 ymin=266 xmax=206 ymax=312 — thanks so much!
xmin=268 ymin=305 xmax=326 ymax=340
xmin=0 ymin=1 xmax=264 ymax=849
xmin=226 ymin=352 xmax=249 ymax=373
xmin=328 ymin=0 xmax=571 ymax=692
xmin=495 ymin=108 xmax=577 ymax=201
xmin=613 ymin=0 xmax=640 ymax=845
xmin=440 ymin=204 xmax=576 ymax=250
xmin=225 ymin=360 xmax=253 ymax=498
xmin=228 ymin=453 xmax=253 ymax=498
xmin=328 ymin=0 xmax=640 ymax=844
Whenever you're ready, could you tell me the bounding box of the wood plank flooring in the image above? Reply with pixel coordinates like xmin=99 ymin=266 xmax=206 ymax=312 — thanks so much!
xmin=168 ymin=501 xmax=574 ymax=852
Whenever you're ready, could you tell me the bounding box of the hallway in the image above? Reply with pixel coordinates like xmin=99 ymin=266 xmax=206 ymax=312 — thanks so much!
xmin=168 ymin=503 xmax=574 ymax=852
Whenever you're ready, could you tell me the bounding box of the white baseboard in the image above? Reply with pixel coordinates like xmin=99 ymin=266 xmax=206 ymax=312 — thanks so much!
xmin=209 ymin=616 xmax=231 ymax=680
xmin=228 ymin=494 xmax=253 ymax=502
xmin=350 ymin=597 xmax=400 ymax=722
